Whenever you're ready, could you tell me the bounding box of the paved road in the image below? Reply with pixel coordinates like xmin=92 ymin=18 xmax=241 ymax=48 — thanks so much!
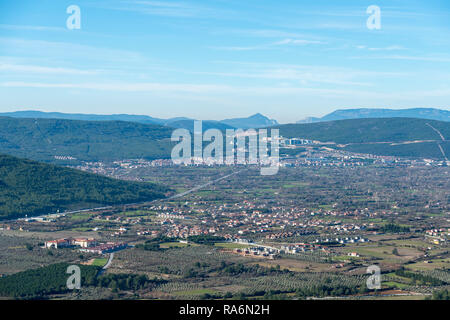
xmin=426 ymin=123 xmax=449 ymax=161
xmin=103 ymin=253 xmax=114 ymax=270
xmin=12 ymin=169 xmax=245 ymax=222
xmin=97 ymin=253 xmax=114 ymax=276
xmin=167 ymin=169 xmax=245 ymax=200
xmin=426 ymin=123 xmax=446 ymax=141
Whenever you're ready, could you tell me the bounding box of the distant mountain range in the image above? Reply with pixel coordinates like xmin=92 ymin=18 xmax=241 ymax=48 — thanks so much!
xmin=0 ymin=111 xmax=278 ymax=130
xmin=297 ymin=108 xmax=450 ymax=123
xmin=221 ymin=113 xmax=278 ymax=129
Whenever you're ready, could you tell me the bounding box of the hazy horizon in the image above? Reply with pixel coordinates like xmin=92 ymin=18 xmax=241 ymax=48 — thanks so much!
xmin=1 ymin=106 xmax=450 ymax=124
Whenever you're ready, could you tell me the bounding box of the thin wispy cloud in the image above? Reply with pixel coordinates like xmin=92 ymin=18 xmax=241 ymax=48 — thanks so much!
xmin=191 ymin=67 xmax=373 ymax=87
xmin=0 ymin=24 xmax=66 ymax=32
xmin=103 ymin=0 xmax=221 ymax=18
xmin=274 ymin=39 xmax=324 ymax=45
xmin=211 ymin=38 xmax=324 ymax=51
xmin=355 ymin=45 xmax=405 ymax=51
xmin=293 ymin=8 xmax=434 ymax=19
xmin=0 ymin=81 xmax=230 ymax=93
xmin=3 ymin=81 xmax=450 ymax=101
xmin=213 ymin=28 xmax=323 ymax=40
xmin=350 ymin=55 xmax=450 ymax=62
xmin=0 ymin=37 xmax=144 ymax=63
xmin=0 ymin=63 xmax=98 ymax=75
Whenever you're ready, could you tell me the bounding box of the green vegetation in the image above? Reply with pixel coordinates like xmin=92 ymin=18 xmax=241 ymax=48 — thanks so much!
xmin=276 ymin=118 xmax=449 ymax=144
xmin=381 ymin=223 xmax=410 ymax=233
xmin=136 ymin=243 xmax=165 ymax=251
xmin=341 ymin=141 xmax=450 ymax=160
xmin=395 ymin=268 xmax=445 ymax=286
xmin=275 ymin=118 xmax=449 ymax=159
xmin=0 ymin=263 xmax=99 ymax=298
xmin=0 ymin=154 xmax=169 ymax=219
xmin=159 ymin=242 xmax=190 ymax=248
xmin=214 ymin=242 xmax=251 ymax=249
xmin=295 ymin=284 xmax=367 ymax=298
xmin=430 ymin=289 xmax=450 ymax=300
xmin=91 ymin=258 xmax=108 ymax=267
xmin=0 ymin=262 xmax=167 ymax=298
xmin=218 ymin=263 xmax=287 ymax=276
xmin=2 ymin=116 xmax=448 ymax=163
xmin=187 ymin=235 xmax=226 ymax=245
xmin=136 ymin=236 xmax=178 ymax=251
xmin=0 ymin=117 xmax=174 ymax=163
xmin=96 ymin=273 xmax=166 ymax=292
xmin=279 ymin=147 xmax=307 ymax=157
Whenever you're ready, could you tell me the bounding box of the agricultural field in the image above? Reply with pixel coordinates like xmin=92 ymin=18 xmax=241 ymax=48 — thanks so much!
xmin=0 ymin=233 xmax=83 ymax=275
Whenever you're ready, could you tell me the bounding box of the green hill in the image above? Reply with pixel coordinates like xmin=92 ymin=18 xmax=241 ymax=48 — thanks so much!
xmin=1 ymin=116 xmax=449 ymax=162
xmin=276 ymin=118 xmax=449 ymax=143
xmin=297 ymin=108 xmax=450 ymax=123
xmin=0 ymin=117 xmax=174 ymax=164
xmin=275 ymin=118 xmax=450 ymax=160
xmin=0 ymin=154 xmax=170 ymax=220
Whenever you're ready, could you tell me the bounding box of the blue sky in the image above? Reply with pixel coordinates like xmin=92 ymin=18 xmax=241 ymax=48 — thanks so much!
xmin=0 ymin=0 xmax=449 ymax=123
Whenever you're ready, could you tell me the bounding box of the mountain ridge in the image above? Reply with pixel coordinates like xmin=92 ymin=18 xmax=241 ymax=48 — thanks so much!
xmin=297 ymin=108 xmax=450 ymax=123
xmin=222 ymin=113 xmax=278 ymax=129
xmin=0 ymin=110 xmax=278 ymax=130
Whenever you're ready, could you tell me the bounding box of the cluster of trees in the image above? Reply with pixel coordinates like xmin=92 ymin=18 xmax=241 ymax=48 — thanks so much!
xmin=180 ymin=261 xmax=288 ymax=279
xmin=430 ymin=289 xmax=449 ymax=300
xmin=381 ymin=223 xmax=410 ymax=233
xmin=296 ymin=284 xmax=366 ymax=298
xmin=0 ymin=262 xmax=166 ymax=298
xmin=0 ymin=154 xmax=169 ymax=219
xmin=0 ymin=263 xmax=99 ymax=298
xmin=395 ymin=268 xmax=445 ymax=286
xmin=135 ymin=236 xmax=177 ymax=251
xmin=218 ymin=262 xmax=287 ymax=277
xmin=199 ymin=283 xmax=366 ymax=300
xmin=0 ymin=117 xmax=174 ymax=163
xmin=187 ymin=235 xmax=225 ymax=245
xmin=136 ymin=243 xmax=165 ymax=252
xmin=96 ymin=273 xmax=165 ymax=292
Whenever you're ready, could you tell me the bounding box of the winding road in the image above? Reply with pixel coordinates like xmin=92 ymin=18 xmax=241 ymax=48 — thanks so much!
xmin=103 ymin=253 xmax=114 ymax=270
xmin=167 ymin=169 xmax=245 ymax=200
xmin=426 ymin=123 xmax=448 ymax=161
xmin=12 ymin=169 xmax=246 ymax=222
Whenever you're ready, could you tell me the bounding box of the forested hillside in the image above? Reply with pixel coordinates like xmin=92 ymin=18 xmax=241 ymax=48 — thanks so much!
xmin=275 ymin=118 xmax=450 ymax=159
xmin=1 ymin=117 xmax=449 ymax=162
xmin=0 ymin=117 xmax=174 ymax=163
xmin=276 ymin=118 xmax=449 ymax=143
xmin=0 ymin=154 xmax=170 ymax=219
